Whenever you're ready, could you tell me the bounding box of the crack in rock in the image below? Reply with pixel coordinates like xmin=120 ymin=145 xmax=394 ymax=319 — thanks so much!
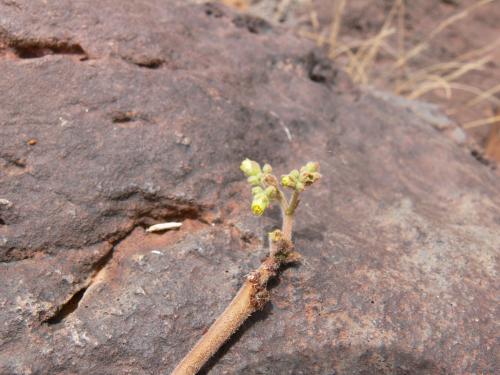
xmin=42 ymin=201 xmax=211 ymax=325
xmin=0 ymin=31 xmax=87 ymax=60
xmin=44 ymin=239 xmax=116 ymax=325
xmin=120 ymin=55 xmax=165 ymax=69
xmin=10 ymin=40 xmax=86 ymax=59
xmin=0 ymin=247 xmax=46 ymax=263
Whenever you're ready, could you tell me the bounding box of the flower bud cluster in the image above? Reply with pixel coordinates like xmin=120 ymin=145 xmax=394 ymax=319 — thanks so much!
xmin=281 ymin=162 xmax=321 ymax=192
xmin=250 ymin=186 xmax=276 ymax=216
xmin=241 ymin=159 xmax=320 ymax=216
xmin=240 ymin=159 xmax=276 ymax=216
xmin=240 ymin=159 xmax=273 ymax=186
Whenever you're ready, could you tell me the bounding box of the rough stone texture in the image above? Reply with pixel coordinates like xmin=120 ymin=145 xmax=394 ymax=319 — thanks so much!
xmin=0 ymin=1 xmax=498 ymax=374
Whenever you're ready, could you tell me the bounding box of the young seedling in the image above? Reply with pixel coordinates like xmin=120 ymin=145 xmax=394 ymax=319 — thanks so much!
xmin=171 ymin=159 xmax=321 ymax=375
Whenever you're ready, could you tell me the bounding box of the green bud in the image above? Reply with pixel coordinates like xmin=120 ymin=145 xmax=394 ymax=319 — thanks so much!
xmin=251 ymin=195 xmax=269 ymax=216
xmin=247 ymin=175 xmax=261 ymax=186
xmin=290 ymin=169 xmax=300 ymax=179
xmin=262 ymin=163 xmax=272 ymax=174
xmin=264 ymin=186 xmax=277 ymax=198
xmin=302 ymin=162 xmax=319 ymax=173
xmin=295 ymin=181 xmax=305 ymax=192
xmin=240 ymin=158 xmax=262 ymax=177
xmin=252 ymin=186 xmax=264 ymax=196
xmin=281 ymin=175 xmax=295 ymax=188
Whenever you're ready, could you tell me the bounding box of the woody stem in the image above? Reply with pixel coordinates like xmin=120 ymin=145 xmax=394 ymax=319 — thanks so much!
xmin=171 ymin=190 xmax=299 ymax=375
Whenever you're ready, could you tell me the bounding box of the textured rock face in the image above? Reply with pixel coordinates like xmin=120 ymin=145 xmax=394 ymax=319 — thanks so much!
xmin=0 ymin=1 xmax=498 ymax=374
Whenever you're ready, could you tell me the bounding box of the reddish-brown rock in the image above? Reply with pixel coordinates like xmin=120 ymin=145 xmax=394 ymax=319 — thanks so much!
xmin=0 ymin=1 xmax=498 ymax=374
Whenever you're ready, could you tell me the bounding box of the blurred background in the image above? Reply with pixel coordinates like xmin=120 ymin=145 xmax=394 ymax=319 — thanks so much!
xmin=217 ymin=0 xmax=500 ymax=164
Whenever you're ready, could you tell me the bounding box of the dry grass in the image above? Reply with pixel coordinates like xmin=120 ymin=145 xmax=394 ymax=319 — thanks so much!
xmin=305 ymin=0 xmax=496 ymax=91
xmin=298 ymin=0 xmax=500 ymax=155
xmin=464 ymin=83 xmax=500 ymax=108
xmin=463 ymin=115 xmax=500 ymax=129
xmin=393 ymin=0 xmax=494 ymax=68
xmin=220 ymin=0 xmax=500 ymax=159
xmin=403 ymin=56 xmax=492 ymax=99
xmin=327 ymin=0 xmax=346 ymax=56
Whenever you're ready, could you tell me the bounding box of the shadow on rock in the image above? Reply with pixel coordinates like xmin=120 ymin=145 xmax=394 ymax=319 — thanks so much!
xmin=227 ymin=344 xmax=449 ymax=375
xmin=199 ymin=262 xmax=299 ymax=374
xmin=198 ymin=302 xmax=274 ymax=375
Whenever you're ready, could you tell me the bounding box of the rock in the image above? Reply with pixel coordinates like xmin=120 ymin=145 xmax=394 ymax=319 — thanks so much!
xmin=0 ymin=1 xmax=498 ymax=374
xmin=446 ymin=126 xmax=467 ymax=145
xmin=369 ymin=89 xmax=454 ymax=130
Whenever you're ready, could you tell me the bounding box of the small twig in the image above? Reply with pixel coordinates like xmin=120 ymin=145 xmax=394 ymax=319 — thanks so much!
xmin=328 ymin=0 xmax=347 ymax=58
xmin=146 ymin=222 xmax=182 ymax=232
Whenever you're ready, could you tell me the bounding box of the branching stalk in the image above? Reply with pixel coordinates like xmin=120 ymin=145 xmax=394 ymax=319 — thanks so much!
xmin=171 ymin=160 xmax=320 ymax=375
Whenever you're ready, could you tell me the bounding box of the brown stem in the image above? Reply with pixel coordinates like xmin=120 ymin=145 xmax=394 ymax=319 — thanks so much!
xmin=171 ymin=256 xmax=283 ymax=375
xmin=171 ymin=283 xmax=256 ymax=375
xmin=286 ymin=190 xmax=300 ymax=216
xmin=171 ymin=189 xmax=301 ymax=375
xmin=282 ymin=214 xmax=293 ymax=241
xmin=275 ymin=189 xmax=289 ymax=214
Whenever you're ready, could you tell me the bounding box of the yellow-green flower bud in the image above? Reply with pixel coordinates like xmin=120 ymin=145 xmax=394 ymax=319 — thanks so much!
xmin=264 ymin=186 xmax=277 ymax=198
xmin=251 ymin=194 xmax=269 ymax=216
xmin=290 ymin=169 xmax=300 ymax=179
xmin=262 ymin=163 xmax=272 ymax=174
xmin=247 ymin=175 xmax=261 ymax=186
xmin=295 ymin=181 xmax=305 ymax=192
xmin=252 ymin=186 xmax=264 ymax=196
xmin=240 ymin=158 xmax=261 ymax=177
xmin=303 ymin=162 xmax=319 ymax=173
xmin=281 ymin=175 xmax=295 ymax=188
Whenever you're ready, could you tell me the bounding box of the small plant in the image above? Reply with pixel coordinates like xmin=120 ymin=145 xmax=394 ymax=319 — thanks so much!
xmin=171 ymin=159 xmax=320 ymax=375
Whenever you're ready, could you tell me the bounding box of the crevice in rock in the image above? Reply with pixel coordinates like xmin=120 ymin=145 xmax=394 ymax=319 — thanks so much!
xmin=204 ymin=3 xmax=225 ymax=18
xmin=0 ymin=247 xmax=41 ymax=263
xmin=1 ymin=195 xmax=209 ymax=263
xmin=0 ymin=154 xmax=26 ymax=168
xmin=471 ymin=149 xmax=493 ymax=167
xmin=1 ymin=1 xmax=21 ymax=9
xmin=109 ymin=110 xmax=152 ymax=124
xmin=43 ymin=237 xmax=121 ymax=325
xmin=111 ymin=111 xmax=140 ymax=123
xmin=0 ymin=32 xmax=87 ymax=60
xmin=232 ymin=14 xmax=272 ymax=34
xmin=43 ymin=200 xmax=211 ymax=325
xmin=125 ymin=57 xmax=164 ymax=69
xmin=305 ymin=51 xmax=338 ymax=84
xmin=11 ymin=40 xmax=86 ymax=59
xmin=44 ymin=287 xmax=87 ymax=325
xmin=134 ymin=59 xmax=163 ymax=69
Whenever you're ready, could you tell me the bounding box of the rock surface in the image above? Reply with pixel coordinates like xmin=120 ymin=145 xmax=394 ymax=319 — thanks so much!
xmin=0 ymin=1 xmax=498 ymax=374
